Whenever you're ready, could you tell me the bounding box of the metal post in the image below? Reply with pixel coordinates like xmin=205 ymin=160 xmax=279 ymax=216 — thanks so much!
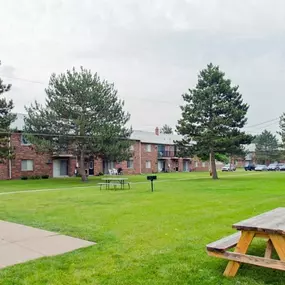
xmin=151 ymin=180 xmax=154 ymax=192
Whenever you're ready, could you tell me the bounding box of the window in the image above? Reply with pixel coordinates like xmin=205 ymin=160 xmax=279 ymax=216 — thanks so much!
xmin=202 ymin=162 xmax=206 ymax=167
xmin=146 ymin=160 xmax=151 ymax=169
xmin=146 ymin=144 xmax=151 ymax=152
xmin=194 ymin=161 xmax=198 ymax=168
xmin=127 ymin=159 xmax=134 ymax=169
xmin=129 ymin=145 xmax=134 ymax=151
xmin=21 ymin=134 xmax=31 ymax=145
xmin=21 ymin=160 xmax=34 ymax=171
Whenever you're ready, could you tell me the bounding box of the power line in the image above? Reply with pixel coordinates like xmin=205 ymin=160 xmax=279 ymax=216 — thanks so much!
xmin=244 ymin=117 xmax=280 ymax=129
xmin=1 ymin=75 xmax=283 ymax=121
xmin=0 ymin=74 xmax=181 ymax=106
xmin=0 ymin=75 xmax=45 ymax=85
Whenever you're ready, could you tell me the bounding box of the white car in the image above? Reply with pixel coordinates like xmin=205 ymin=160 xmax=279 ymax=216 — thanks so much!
xmin=222 ymin=164 xmax=236 ymax=171
xmin=255 ymin=165 xmax=268 ymax=171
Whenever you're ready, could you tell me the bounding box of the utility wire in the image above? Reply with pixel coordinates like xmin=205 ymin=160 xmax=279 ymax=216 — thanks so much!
xmin=0 ymin=75 xmax=283 ymax=128
xmin=0 ymin=74 xmax=180 ymax=105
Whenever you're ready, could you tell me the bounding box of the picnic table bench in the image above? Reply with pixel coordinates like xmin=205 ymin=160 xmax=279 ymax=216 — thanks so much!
xmin=206 ymin=207 xmax=285 ymax=277
xmin=99 ymin=178 xmax=130 ymax=190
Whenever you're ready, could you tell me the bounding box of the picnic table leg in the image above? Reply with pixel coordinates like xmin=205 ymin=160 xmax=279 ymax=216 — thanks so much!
xmin=270 ymin=235 xmax=285 ymax=261
xmin=264 ymin=240 xmax=274 ymax=259
xmin=223 ymin=231 xmax=255 ymax=277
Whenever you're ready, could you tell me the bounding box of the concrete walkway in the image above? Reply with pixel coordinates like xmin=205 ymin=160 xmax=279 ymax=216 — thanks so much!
xmin=0 ymin=221 xmax=95 ymax=269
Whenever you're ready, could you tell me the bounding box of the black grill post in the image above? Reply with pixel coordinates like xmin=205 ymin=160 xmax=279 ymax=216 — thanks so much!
xmin=147 ymin=175 xmax=157 ymax=192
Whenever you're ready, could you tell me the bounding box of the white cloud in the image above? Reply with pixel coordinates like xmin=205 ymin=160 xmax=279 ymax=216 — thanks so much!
xmin=0 ymin=0 xmax=285 ymax=134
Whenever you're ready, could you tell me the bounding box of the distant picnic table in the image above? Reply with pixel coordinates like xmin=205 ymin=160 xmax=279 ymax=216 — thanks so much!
xmin=99 ymin=177 xmax=130 ymax=190
xmin=206 ymin=207 xmax=285 ymax=277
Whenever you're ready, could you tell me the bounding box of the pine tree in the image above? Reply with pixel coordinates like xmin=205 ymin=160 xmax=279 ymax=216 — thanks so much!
xmin=0 ymin=61 xmax=16 ymax=163
xmin=255 ymin=130 xmax=280 ymax=163
xmin=24 ymin=67 xmax=132 ymax=181
xmin=176 ymin=63 xmax=252 ymax=179
xmin=160 ymin=124 xmax=173 ymax=134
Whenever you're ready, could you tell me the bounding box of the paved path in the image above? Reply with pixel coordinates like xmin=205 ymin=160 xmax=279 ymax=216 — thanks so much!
xmin=0 ymin=172 xmax=262 ymax=196
xmin=0 ymin=220 xmax=95 ymax=269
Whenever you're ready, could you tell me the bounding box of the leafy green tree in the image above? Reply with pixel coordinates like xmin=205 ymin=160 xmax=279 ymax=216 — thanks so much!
xmin=279 ymin=113 xmax=285 ymax=145
xmin=160 ymin=124 xmax=173 ymax=134
xmin=24 ymin=67 xmax=132 ymax=181
xmin=176 ymin=63 xmax=252 ymax=179
xmin=0 ymin=61 xmax=16 ymax=163
xmin=255 ymin=130 xmax=280 ymax=163
xmin=215 ymin=153 xmax=229 ymax=164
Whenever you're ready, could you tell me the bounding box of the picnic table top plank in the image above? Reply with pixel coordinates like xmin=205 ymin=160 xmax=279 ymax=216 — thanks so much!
xmin=233 ymin=207 xmax=285 ymax=235
xmin=101 ymin=178 xmax=129 ymax=181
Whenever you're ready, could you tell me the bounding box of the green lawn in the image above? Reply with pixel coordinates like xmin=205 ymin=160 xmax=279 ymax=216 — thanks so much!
xmin=0 ymin=171 xmax=284 ymax=284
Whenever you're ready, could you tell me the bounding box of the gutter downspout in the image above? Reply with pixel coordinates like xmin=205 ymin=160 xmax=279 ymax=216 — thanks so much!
xmin=8 ymin=136 xmax=12 ymax=179
xmin=139 ymin=141 xmax=142 ymax=174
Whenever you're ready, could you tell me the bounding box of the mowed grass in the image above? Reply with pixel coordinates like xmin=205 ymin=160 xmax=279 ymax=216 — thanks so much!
xmin=0 ymin=172 xmax=284 ymax=284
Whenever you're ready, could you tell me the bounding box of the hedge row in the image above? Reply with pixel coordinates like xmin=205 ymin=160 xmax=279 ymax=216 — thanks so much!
xmin=21 ymin=175 xmax=50 ymax=180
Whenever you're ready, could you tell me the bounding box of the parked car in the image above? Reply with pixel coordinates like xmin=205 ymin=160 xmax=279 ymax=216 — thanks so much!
xmin=267 ymin=163 xmax=279 ymax=171
xmin=244 ymin=163 xmax=255 ymax=171
xmin=280 ymin=164 xmax=285 ymax=171
xmin=255 ymin=165 xmax=268 ymax=171
xmin=222 ymin=164 xmax=236 ymax=171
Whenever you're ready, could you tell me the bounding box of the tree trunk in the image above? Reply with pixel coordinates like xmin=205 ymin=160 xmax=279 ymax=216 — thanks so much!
xmin=80 ymin=150 xmax=88 ymax=182
xmin=210 ymin=150 xmax=218 ymax=180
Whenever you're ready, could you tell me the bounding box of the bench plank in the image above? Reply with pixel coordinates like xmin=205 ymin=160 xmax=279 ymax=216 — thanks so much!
xmin=208 ymin=251 xmax=285 ymax=272
xmin=207 ymin=232 xmax=241 ymax=252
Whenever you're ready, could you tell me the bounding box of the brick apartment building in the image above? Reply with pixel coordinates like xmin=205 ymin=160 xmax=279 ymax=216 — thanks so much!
xmin=0 ymin=114 xmax=211 ymax=180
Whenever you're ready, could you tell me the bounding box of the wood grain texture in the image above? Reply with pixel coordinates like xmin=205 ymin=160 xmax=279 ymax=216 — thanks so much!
xmin=264 ymin=240 xmax=273 ymax=259
xmin=223 ymin=231 xmax=255 ymax=277
xmin=206 ymin=232 xmax=241 ymax=252
xmin=270 ymin=234 xmax=285 ymax=261
xmin=208 ymin=251 xmax=285 ymax=271
xmin=233 ymin=208 xmax=285 ymax=235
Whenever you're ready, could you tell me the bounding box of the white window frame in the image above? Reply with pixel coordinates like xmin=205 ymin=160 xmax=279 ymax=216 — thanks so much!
xmin=21 ymin=160 xmax=34 ymax=171
xmin=146 ymin=144 xmax=151 ymax=152
xmin=146 ymin=160 xmax=151 ymax=169
xmin=202 ymin=162 xmax=206 ymax=167
xmin=127 ymin=159 xmax=134 ymax=169
xmin=21 ymin=134 xmax=31 ymax=146
xmin=194 ymin=161 xmax=198 ymax=168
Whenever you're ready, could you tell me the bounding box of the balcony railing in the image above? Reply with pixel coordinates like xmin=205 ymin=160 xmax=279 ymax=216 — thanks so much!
xmin=158 ymin=150 xmax=177 ymax=158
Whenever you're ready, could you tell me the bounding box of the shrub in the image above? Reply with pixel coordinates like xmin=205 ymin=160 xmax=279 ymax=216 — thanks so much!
xmin=34 ymin=175 xmax=41 ymax=180
xmin=41 ymin=175 xmax=49 ymax=179
xmin=21 ymin=176 xmax=28 ymax=180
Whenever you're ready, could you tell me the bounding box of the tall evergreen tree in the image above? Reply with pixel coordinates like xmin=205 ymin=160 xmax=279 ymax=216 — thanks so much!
xmin=0 ymin=61 xmax=17 ymax=163
xmin=24 ymin=67 xmax=132 ymax=181
xmin=160 ymin=124 xmax=173 ymax=134
xmin=255 ymin=130 xmax=280 ymax=163
xmin=279 ymin=113 xmax=285 ymax=145
xmin=176 ymin=63 xmax=252 ymax=179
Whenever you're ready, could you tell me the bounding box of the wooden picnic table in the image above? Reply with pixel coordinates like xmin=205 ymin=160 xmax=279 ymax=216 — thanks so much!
xmin=206 ymin=207 xmax=285 ymax=277
xmin=100 ymin=177 xmax=130 ymax=190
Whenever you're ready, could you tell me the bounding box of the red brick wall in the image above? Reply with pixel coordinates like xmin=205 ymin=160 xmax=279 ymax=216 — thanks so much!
xmin=94 ymin=157 xmax=103 ymax=174
xmin=178 ymin=159 xmax=183 ymax=172
xmin=191 ymin=158 xmax=210 ymax=171
xmin=140 ymin=143 xmax=158 ymax=173
xmin=11 ymin=133 xmax=53 ymax=179
xmin=0 ymin=162 xmax=8 ymax=180
xmin=120 ymin=141 xmax=141 ymax=175
xmin=68 ymin=158 xmax=77 ymax=176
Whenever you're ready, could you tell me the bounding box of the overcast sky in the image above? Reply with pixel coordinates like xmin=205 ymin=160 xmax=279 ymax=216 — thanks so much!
xmin=0 ymin=0 xmax=284 ymax=135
